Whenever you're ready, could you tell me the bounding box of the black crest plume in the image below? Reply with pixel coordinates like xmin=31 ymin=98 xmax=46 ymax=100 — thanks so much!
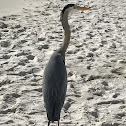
xmin=62 ymin=4 xmax=75 ymax=14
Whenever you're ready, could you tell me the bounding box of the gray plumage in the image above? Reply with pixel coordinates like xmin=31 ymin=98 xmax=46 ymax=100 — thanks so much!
xmin=42 ymin=4 xmax=90 ymax=126
xmin=43 ymin=51 xmax=67 ymax=122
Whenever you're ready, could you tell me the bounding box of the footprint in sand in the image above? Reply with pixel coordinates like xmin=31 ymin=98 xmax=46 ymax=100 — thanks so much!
xmin=0 ymin=93 xmax=21 ymax=114
xmin=27 ymin=54 xmax=35 ymax=60
xmin=64 ymin=101 xmax=71 ymax=111
xmin=38 ymin=44 xmax=49 ymax=50
xmin=0 ymin=78 xmax=12 ymax=87
xmin=1 ymin=54 xmax=11 ymax=59
xmin=118 ymin=60 xmax=126 ymax=64
xmin=111 ymin=67 xmax=125 ymax=75
xmin=0 ymin=22 xmax=8 ymax=29
xmin=101 ymin=122 xmax=120 ymax=126
xmin=0 ymin=40 xmax=10 ymax=47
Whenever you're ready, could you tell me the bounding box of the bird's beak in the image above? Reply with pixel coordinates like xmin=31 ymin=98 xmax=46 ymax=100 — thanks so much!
xmin=77 ymin=6 xmax=91 ymax=10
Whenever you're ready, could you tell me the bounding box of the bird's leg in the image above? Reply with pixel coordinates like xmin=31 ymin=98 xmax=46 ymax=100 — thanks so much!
xmin=48 ymin=121 xmax=50 ymax=126
xmin=58 ymin=120 xmax=60 ymax=126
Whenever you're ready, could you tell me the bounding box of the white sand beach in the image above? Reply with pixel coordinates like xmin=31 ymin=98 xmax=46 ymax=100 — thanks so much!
xmin=0 ymin=0 xmax=126 ymax=125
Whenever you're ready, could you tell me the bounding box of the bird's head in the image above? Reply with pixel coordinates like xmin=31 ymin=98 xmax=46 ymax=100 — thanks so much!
xmin=60 ymin=4 xmax=90 ymax=21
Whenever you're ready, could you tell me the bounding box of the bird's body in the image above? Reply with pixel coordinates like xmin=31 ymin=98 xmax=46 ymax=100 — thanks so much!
xmin=42 ymin=4 xmax=90 ymax=126
xmin=43 ymin=50 xmax=67 ymax=122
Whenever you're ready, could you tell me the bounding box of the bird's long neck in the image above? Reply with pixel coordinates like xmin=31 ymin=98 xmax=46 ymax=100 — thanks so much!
xmin=60 ymin=11 xmax=71 ymax=54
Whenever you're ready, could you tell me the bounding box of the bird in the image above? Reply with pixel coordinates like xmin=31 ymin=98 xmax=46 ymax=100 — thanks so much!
xmin=42 ymin=4 xmax=90 ymax=126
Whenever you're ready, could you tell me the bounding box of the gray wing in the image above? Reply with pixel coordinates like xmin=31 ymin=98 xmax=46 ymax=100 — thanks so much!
xmin=42 ymin=52 xmax=67 ymax=121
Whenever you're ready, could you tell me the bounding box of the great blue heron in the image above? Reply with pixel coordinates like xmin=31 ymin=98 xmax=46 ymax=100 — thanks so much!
xmin=43 ymin=4 xmax=90 ymax=126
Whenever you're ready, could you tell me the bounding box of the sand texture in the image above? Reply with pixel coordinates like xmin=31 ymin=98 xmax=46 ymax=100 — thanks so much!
xmin=0 ymin=0 xmax=126 ymax=125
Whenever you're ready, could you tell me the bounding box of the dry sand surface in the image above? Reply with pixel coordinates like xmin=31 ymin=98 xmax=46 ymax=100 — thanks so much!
xmin=0 ymin=0 xmax=126 ymax=125
xmin=0 ymin=0 xmax=32 ymax=17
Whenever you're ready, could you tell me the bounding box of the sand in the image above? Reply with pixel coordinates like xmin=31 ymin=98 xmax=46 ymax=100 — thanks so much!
xmin=0 ymin=0 xmax=126 ymax=125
